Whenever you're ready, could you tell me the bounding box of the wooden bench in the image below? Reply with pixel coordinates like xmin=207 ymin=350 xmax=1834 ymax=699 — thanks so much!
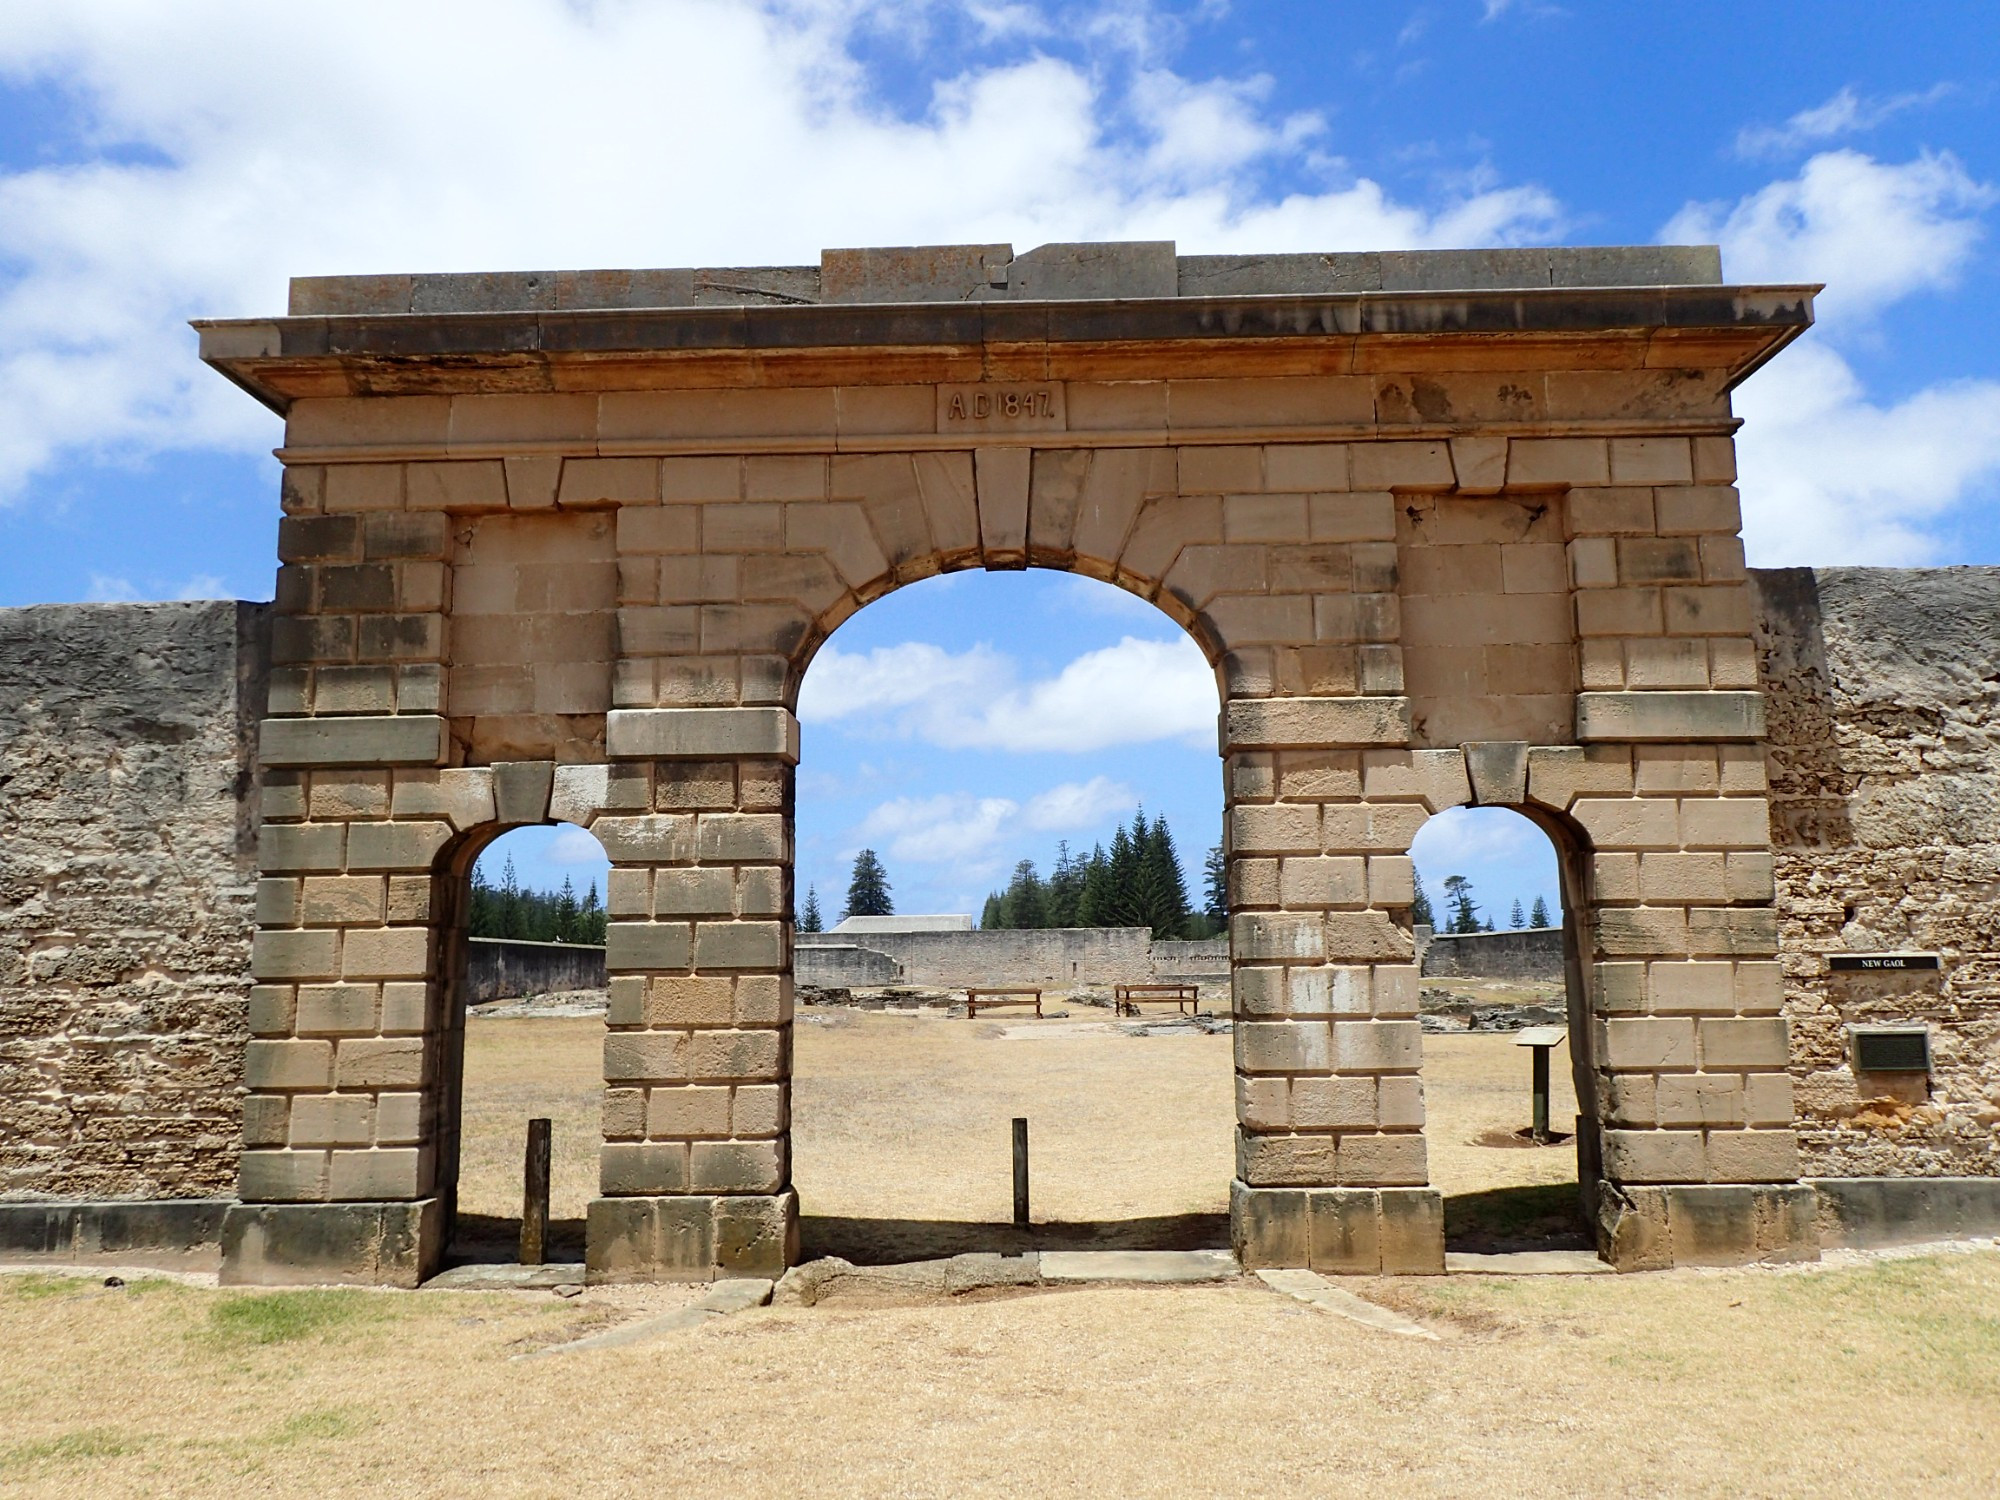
xmin=1113 ymin=982 xmax=1202 ymax=1017
xmin=965 ymin=986 xmax=1043 ymax=1019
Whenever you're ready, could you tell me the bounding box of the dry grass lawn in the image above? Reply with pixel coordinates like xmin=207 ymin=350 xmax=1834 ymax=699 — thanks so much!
xmin=6 ymin=1006 xmax=1995 ymax=1496
xmin=456 ymin=1006 xmax=1586 ymax=1243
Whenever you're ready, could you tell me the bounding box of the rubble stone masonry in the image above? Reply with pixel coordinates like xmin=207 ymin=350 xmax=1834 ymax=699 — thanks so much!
xmin=0 ymin=601 xmax=267 ymax=1202
xmin=1756 ymin=568 xmax=2000 ymax=1178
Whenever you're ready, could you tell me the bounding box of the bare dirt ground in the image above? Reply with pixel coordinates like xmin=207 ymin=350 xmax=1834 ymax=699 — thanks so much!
xmin=5 ymin=1003 xmax=1995 ymax=1496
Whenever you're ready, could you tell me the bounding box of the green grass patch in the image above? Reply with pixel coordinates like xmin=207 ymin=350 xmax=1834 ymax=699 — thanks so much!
xmin=2 ymin=1273 xmax=84 ymax=1301
xmin=0 ymin=1427 xmax=143 ymax=1471
xmin=204 ymin=1289 xmax=380 ymax=1349
xmin=264 ymin=1406 xmax=369 ymax=1447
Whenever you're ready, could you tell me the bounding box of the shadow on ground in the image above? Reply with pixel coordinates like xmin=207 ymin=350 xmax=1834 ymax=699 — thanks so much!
xmin=448 ymin=1213 xmax=586 ymax=1266
xmin=802 ymin=1213 xmax=1232 ymax=1264
xmin=1445 ymin=1183 xmax=1593 ymax=1254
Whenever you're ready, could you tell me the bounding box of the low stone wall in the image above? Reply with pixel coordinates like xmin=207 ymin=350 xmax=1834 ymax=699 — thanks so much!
xmin=796 ymin=943 xmax=900 ymax=988
xmin=0 ymin=601 xmax=267 ymax=1203
xmin=464 ymin=938 xmax=605 ymax=1003
xmin=1420 ymin=928 xmax=1565 ymax=983
xmin=1755 ymin=567 xmax=2000 ymax=1179
xmin=1154 ymin=939 xmax=1230 ymax=980
xmin=795 ymin=926 xmax=1154 ymax=987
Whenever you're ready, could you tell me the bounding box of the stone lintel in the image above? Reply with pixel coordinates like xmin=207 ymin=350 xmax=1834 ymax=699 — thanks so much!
xmin=604 ymin=707 xmax=800 ymax=763
xmin=1575 ymin=691 xmax=1766 ymax=743
xmin=260 ymin=713 xmax=448 ymax=767
xmin=1222 ymin=696 xmax=1412 ymax=753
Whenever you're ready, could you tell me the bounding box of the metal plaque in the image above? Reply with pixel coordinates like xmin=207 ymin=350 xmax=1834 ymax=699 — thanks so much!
xmin=1850 ymin=1027 xmax=1932 ymax=1074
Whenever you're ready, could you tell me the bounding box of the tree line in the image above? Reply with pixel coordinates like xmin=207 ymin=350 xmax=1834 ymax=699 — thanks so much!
xmin=980 ymin=810 xmax=1225 ymax=940
xmin=468 ymin=854 xmax=608 ymax=944
xmin=1412 ymin=871 xmax=1552 ymax=935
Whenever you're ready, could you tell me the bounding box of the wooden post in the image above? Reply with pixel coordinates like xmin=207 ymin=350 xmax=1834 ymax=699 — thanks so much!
xmin=521 ymin=1117 xmax=552 ymax=1265
xmin=1012 ymin=1116 xmax=1030 ymax=1228
xmin=1531 ymin=1046 xmax=1552 ymax=1144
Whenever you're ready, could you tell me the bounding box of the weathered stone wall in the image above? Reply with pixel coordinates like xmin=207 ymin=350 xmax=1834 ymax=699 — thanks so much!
xmin=1420 ymin=927 xmax=1565 ymax=982
xmin=0 ymin=601 xmax=267 ymax=1201
xmin=464 ymin=937 xmax=606 ymax=1003
xmin=1754 ymin=567 xmax=2000 ymax=1178
xmin=795 ymin=926 xmax=1155 ymax=987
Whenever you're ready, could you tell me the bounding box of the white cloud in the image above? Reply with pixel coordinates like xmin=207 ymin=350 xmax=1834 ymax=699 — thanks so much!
xmin=1664 ymin=149 xmax=1991 ymax=321
xmin=85 ymin=569 xmax=227 ymax=601
xmin=0 ymin=0 xmax=1564 ymax=501
xmin=546 ymin=825 xmax=608 ymax=865
xmin=1023 ymin=775 xmax=1131 ymax=829
xmin=857 ymin=774 xmax=1132 ymax=864
xmin=1410 ymin=805 xmax=1543 ymax=869
xmin=1666 ymin=149 xmax=2000 ymax=564
xmin=1733 ymin=342 xmax=2000 ymax=566
xmin=802 ymin=633 xmax=1218 ymax=751
xmin=1733 ymin=84 xmax=1955 ymax=161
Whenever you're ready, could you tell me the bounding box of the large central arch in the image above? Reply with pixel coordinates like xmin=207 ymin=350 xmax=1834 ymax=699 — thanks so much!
xmin=206 ymin=242 xmax=1819 ymax=1284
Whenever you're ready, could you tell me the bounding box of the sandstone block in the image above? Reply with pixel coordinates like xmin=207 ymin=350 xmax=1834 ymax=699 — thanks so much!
xmin=1305 ymin=1188 xmax=1379 ymax=1272
xmin=335 ymin=1037 xmax=429 ymax=1089
xmin=1349 ymin=441 xmax=1453 ymax=491
xmin=1602 ymin=1017 xmax=1696 ymax=1070
xmin=1601 ymin=1128 xmax=1706 ymax=1184
xmin=1230 ymin=912 xmax=1326 ymax=962
xmin=345 ymin=820 xmax=452 ymax=872
xmin=244 ymin=1039 xmax=335 ymax=1090
xmin=1336 ymin=1133 xmax=1428 ymax=1187
xmin=1638 ymin=851 xmax=1728 ymax=903
xmin=603 ymin=1031 xmax=689 ymax=1083
xmin=1279 ymin=855 xmax=1366 ymax=907
xmin=1591 ymin=852 xmax=1639 ymax=900
xmin=261 ymin=714 xmax=448 ymax=768
xmin=550 ymin=763 xmax=648 ymax=824
xmin=295 ymin=982 xmax=379 ymax=1035
xmin=1237 ymin=1076 xmax=1292 ymax=1130
xmin=646 ymin=1086 xmax=733 ymax=1139
xmin=1230 ymin=804 xmax=1320 ymax=855
xmin=328 ymin=1148 xmax=426 ymax=1201
xmin=605 ymin=707 xmax=800 ymax=763
xmin=606 ymin=922 xmax=694 ymax=972
xmin=1237 ymin=1133 xmax=1340 ymax=1188
xmin=691 ymin=1141 xmax=785 ymax=1193
xmin=1646 ymin=961 xmax=1737 ymax=1013
xmin=248 ymin=985 xmax=296 ymax=1036
xmin=1570 ymin=796 xmax=1679 ymax=850
xmin=238 ymin=1150 xmax=330 ymax=1204
xmin=1222 ymin=696 xmax=1413 ymax=751
xmin=390 ymin=768 xmax=496 ymax=830
xmin=1510 ymin=438 xmax=1609 ymax=487
xmin=1366 ymin=855 xmax=1415 ymax=907
xmin=696 ymin=813 xmax=787 ymax=862
xmin=1578 ymin=690 xmax=1765 ymax=743
xmin=1289 ymin=1075 xmax=1377 ymax=1128
xmin=1608 ymin=437 xmax=1693 ymax=486
xmin=1698 ymin=1017 xmax=1790 ymax=1069
xmin=1235 ymin=1021 xmax=1331 ymax=1073
xmin=1678 ymin=796 xmax=1771 ymax=849
xmin=1743 ymin=1072 xmax=1795 ymax=1127
xmin=1704 ymin=1129 xmax=1799 ymax=1184
xmin=1449 ymin=436 xmax=1508 ymax=493
xmin=600 ymin=1142 xmax=691 ymax=1196
xmin=1287 ymin=966 xmax=1374 ymax=1016
xmin=1331 ymin=1019 xmax=1421 ymax=1073
xmin=592 ymin=815 xmax=696 ymax=864
xmin=380 ymin=981 xmax=428 ymax=1033
xmin=693 ymin=921 xmax=784 ymax=970
xmin=258 ymin=822 xmax=346 ymax=873
xmin=1263 ymin=444 xmax=1349 ymax=492
xmin=251 ymin=929 xmax=341 ymax=982
xmin=652 ymin=868 xmax=734 ymax=918
xmin=1359 ymin=748 xmax=1471 ymax=811
xmin=1655 ymin=1074 xmax=1743 ymax=1128
xmin=1525 ymin=745 xmax=1634 ymax=810
xmin=688 ymin=1029 xmax=783 ymax=1082
xmin=341 ymin=926 xmax=431 ymax=980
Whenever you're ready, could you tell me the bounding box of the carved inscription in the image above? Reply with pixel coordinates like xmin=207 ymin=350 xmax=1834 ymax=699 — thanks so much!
xmin=936 ymin=382 xmax=1066 ymax=433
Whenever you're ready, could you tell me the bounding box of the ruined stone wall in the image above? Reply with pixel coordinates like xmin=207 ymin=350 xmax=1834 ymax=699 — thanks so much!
xmin=1420 ymin=927 xmax=1565 ymax=983
xmin=1754 ymin=568 xmax=2000 ymax=1178
xmin=794 ymin=926 xmax=1155 ymax=987
xmin=0 ymin=601 xmax=267 ymax=1201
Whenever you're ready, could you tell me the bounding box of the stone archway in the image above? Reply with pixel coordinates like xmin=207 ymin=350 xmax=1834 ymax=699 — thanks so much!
xmin=208 ymin=241 xmax=1818 ymax=1284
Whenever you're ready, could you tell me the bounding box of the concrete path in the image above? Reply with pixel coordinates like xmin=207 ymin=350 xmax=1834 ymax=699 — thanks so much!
xmin=1254 ymin=1268 xmax=1440 ymax=1339
xmin=1445 ymin=1250 xmax=1611 ymax=1275
xmin=520 ymin=1277 xmax=773 ymax=1358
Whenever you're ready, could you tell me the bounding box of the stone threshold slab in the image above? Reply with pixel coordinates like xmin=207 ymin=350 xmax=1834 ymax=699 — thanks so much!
xmin=1445 ymin=1250 xmax=1613 ymax=1276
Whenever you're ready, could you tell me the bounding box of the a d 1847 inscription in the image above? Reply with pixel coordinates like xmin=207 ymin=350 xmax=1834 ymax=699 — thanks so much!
xmin=936 ymin=382 xmax=1067 ymax=433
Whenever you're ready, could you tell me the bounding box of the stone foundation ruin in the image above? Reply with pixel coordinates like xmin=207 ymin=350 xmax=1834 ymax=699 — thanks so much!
xmin=4 ymin=241 xmax=1996 ymax=1282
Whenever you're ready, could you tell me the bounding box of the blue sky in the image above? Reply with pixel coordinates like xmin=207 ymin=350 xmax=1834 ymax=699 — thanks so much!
xmin=0 ymin=1 xmax=1993 ymax=917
